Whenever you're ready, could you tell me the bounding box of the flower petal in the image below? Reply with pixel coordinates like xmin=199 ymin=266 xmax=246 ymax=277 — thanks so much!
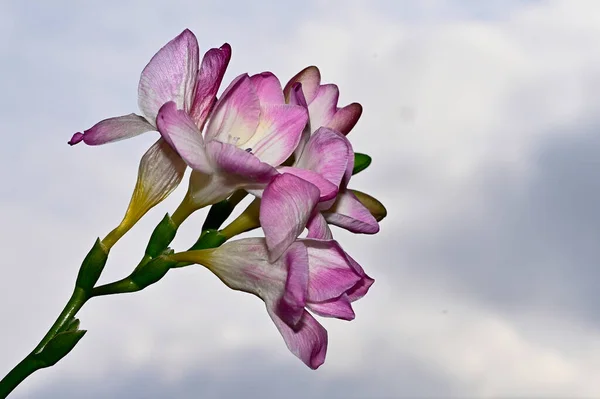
xmin=276 ymin=243 xmax=309 ymax=328
xmin=306 ymin=212 xmax=333 ymax=240
xmin=328 ymin=102 xmax=363 ymax=135
xmin=250 ymin=72 xmax=285 ymax=104
xmin=138 ymin=29 xmax=199 ymax=123
xmin=303 ymin=239 xmax=362 ymax=302
xmin=295 ymin=127 xmax=351 ymax=189
xmin=283 ymin=66 xmax=321 ymax=104
xmin=120 ymin=138 xmax=187 ymax=228
xmin=207 ymin=141 xmax=277 ymax=183
xmin=267 ymin=307 xmax=328 ymax=369
xmin=307 ymin=84 xmax=338 ymax=132
xmin=260 ymin=173 xmax=320 ymax=262
xmin=278 ymin=166 xmax=338 ymax=203
xmin=324 ymin=190 xmax=380 ymax=234
xmin=69 ymin=114 xmax=155 ymax=146
xmin=190 ymin=43 xmax=232 ymax=130
xmin=205 ymin=74 xmax=261 ymax=145
xmin=308 ymin=294 xmax=355 ymax=321
xmin=156 ymin=102 xmax=212 ymax=174
xmin=343 ymin=252 xmax=375 ymax=302
xmin=245 ymin=104 xmax=308 ymax=166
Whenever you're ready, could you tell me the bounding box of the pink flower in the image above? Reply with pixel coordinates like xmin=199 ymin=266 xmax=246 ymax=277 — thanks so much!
xmin=157 ymin=72 xmax=309 ymax=208
xmin=171 ymin=237 xmax=373 ymax=369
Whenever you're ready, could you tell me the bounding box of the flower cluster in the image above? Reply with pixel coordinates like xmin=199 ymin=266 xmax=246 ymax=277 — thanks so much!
xmin=71 ymin=29 xmax=386 ymax=369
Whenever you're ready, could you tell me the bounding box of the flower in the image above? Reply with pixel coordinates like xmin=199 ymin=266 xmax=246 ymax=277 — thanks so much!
xmin=157 ymin=72 xmax=309 ymax=208
xmin=70 ymin=29 xmax=231 ymax=237
xmin=170 ymin=237 xmax=373 ymax=369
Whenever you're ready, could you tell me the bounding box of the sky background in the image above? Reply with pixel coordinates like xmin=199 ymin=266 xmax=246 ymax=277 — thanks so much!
xmin=1 ymin=0 xmax=600 ymax=397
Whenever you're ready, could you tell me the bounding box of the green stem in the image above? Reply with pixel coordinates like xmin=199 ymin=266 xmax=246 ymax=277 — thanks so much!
xmin=0 ymin=288 xmax=88 ymax=398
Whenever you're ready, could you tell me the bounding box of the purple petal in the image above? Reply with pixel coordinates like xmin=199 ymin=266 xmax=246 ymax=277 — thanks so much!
xmin=308 ymin=294 xmax=355 ymax=321
xmin=190 ymin=43 xmax=232 ymax=130
xmin=295 ymin=127 xmax=351 ymax=189
xmin=69 ymin=114 xmax=155 ymax=146
xmin=138 ymin=29 xmax=199 ymax=123
xmin=278 ymin=166 xmax=338 ymax=203
xmin=250 ymin=72 xmax=285 ymax=104
xmin=268 ymin=307 xmax=328 ymax=369
xmin=324 ymin=190 xmax=380 ymax=234
xmin=206 ymin=141 xmax=278 ymax=183
xmin=327 ymin=102 xmax=362 ymax=135
xmin=302 ymin=239 xmax=362 ymax=302
xmin=277 ymin=243 xmax=310 ymax=328
xmin=205 ymin=74 xmax=261 ymax=144
xmin=260 ymin=173 xmax=320 ymax=262
xmin=247 ymin=104 xmax=308 ymax=166
xmin=306 ymin=212 xmax=333 ymax=240
xmin=307 ymin=84 xmax=338 ymax=132
xmin=283 ymin=66 xmax=321 ymax=104
xmin=343 ymin=252 xmax=375 ymax=302
xmin=156 ymin=102 xmax=212 ymax=174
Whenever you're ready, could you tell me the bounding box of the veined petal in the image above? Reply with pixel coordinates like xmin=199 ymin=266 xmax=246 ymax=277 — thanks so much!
xmin=260 ymin=174 xmax=320 ymax=262
xmin=120 ymin=138 xmax=187 ymax=228
xmin=307 ymin=84 xmax=339 ymax=132
xmin=267 ymin=307 xmax=328 ymax=369
xmin=207 ymin=141 xmax=277 ymax=182
xmin=138 ymin=29 xmax=199 ymax=123
xmin=246 ymin=104 xmax=308 ymax=166
xmin=189 ymin=43 xmax=232 ymax=130
xmin=324 ymin=190 xmax=380 ymax=234
xmin=306 ymin=212 xmax=333 ymax=240
xmin=277 ymin=243 xmax=309 ymax=328
xmin=308 ymin=294 xmax=355 ymax=321
xmin=277 ymin=167 xmax=338 ymax=203
xmin=295 ymin=127 xmax=351 ymax=189
xmin=283 ymin=66 xmax=321 ymax=104
xmin=303 ymin=239 xmax=362 ymax=302
xmin=328 ymin=102 xmax=363 ymax=135
xmin=250 ymin=72 xmax=285 ymax=104
xmin=156 ymin=102 xmax=212 ymax=174
xmin=69 ymin=114 xmax=155 ymax=146
xmin=205 ymin=74 xmax=260 ymax=145
xmin=343 ymin=252 xmax=375 ymax=302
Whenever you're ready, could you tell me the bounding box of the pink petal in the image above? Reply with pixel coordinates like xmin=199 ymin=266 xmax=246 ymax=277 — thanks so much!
xmin=260 ymin=174 xmax=320 ymax=262
xmin=295 ymin=127 xmax=351 ymax=189
xmin=308 ymin=294 xmax=355 ymax=321
xmin=138 ymin=29 xmax=199 ymax=123
xmin=276 ymin=243 xmax=310 ymax=328
xmin=324 ymin=190 xmax=380 ymax=234
xmin=69 ymin=114 xmax=155 ymax=146
xmin=189 ymin=43 xmax=232 ymax=130
xmin=303 ymin=239 xmax=362 ymax=302
xmin=307 ymin=84 xmax=338 ymax=132
xmin=343 ymin=252 xmax=375 ymax=302
xmin=250 ymin=72 xmax=285 ymax=104
xmin=247 ymin=104 xmax=308 ymax=166
xmin=283 ymin=66 xmax=321 ymax=104
xmin=267 ymin=307 xmax=328 ymax=369
xmin=156 ymin=102 xmax=212 ymax=174
xmin=205 ymin=74 xmax=261 ymax=145
xmin=306 ymin=212 xmax=333 ymax=240
xmin=278 ymin=167 xmax=338 ymax=203
xmin=328 ymin=102 xmax=363 ymax=135
xmin=206 ymin=141 xmax=277 ymax=183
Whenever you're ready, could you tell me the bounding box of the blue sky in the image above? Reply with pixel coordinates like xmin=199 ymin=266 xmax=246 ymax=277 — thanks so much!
xmin=2 ymin=0 xmax=600 ymax=397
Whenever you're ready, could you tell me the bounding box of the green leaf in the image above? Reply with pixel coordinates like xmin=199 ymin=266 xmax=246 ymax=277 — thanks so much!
xmin=75 ymin=239 xmax=109 ymax=292
xmin=352 ymin=153 xmax=372 ymax=175
xmin=129 ymin=257 xmax=177 ymax=290
xmin=35 ymin=330 xmax=87 ymax=368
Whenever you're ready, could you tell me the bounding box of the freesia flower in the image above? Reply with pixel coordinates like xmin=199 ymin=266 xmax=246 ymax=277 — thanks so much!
xmin=170 ymin=237 xmax=374 ymax=369
xmin=157 ymin=72 xmax=313 ymax=209
xmin=70 ymin=29 xmax=231 ymax=236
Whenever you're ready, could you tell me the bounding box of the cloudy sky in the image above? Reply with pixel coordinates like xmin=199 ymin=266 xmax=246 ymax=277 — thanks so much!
xmin=2 ymin=0 xmax=600 ymax=397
